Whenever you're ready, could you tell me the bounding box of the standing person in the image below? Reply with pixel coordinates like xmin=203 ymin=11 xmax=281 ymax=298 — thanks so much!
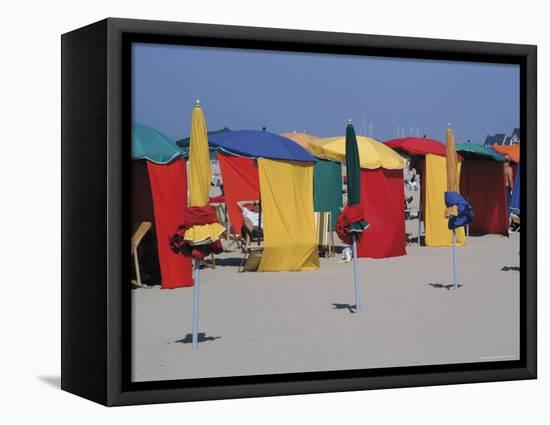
xmin=504 ymin=156 xmax=514 ymax=207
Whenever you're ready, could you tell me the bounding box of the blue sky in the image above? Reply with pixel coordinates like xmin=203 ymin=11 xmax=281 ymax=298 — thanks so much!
xmin=132 ymin=43 xmax=519 ymax=143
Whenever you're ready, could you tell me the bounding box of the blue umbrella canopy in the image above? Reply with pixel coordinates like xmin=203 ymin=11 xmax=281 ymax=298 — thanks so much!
xmin=132 ymin=122 xmax=183 ymax=164
xmin=209 ymin=129 xmax=317 ymax=162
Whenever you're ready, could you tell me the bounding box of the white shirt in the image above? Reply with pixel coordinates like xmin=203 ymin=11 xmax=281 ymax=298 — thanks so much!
xmin=242 ymin=208 xmax=261 ymax=227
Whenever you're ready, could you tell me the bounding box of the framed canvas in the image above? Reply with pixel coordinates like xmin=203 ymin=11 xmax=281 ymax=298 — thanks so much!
xmin=61 ymin=18 xmax=537 ymax=406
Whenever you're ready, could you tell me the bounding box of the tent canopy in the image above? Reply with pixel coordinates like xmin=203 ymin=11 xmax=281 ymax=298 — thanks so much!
xmin=280 ymin=131 xmax=319 ymax=150
xmin=384 ymin=137 xmax=463 ymax=160
xmin=132 ymin=122 xmax=183 ymax=164
xmin=209 ymin=129 xmax=317 ymax=162
xmin=176 ymin=127 xmax=231 ymax=156
xmin=493 ymin=144 xmax=520 ymax=163
xmin=308 ymin=135 xmax=406 ymax=170
xmin=456 ymin=143 xmax=505 ymax=161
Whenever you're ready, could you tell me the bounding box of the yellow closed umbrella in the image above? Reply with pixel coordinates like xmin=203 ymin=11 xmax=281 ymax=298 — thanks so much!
xmin=445 ymin=125 xmax=459 ymax=217
xmin=308 ymin=135 xmax=406 ymax=170
xmin=445 ymin=124 xmax=461 ymax=290
xmin=187 ymin=100 xmax=224 ymax=350
xmin=189 ymin=101 xmax=212 ymax=207
xmin=280 ymin=131 xmax=319 ymax=149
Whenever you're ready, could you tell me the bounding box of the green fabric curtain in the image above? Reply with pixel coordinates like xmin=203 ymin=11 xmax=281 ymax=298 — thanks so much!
xmin=313 ymin=159 xmax=343 ymax=229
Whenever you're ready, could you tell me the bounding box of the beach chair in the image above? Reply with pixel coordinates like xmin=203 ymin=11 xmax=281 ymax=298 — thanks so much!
xmin=238 ymin=246 xmax=264 ymax=272
xmin=131 ymin=221 xmax=152 ymax=287
xmin=314 ymin=211 xmax=335 ymax=257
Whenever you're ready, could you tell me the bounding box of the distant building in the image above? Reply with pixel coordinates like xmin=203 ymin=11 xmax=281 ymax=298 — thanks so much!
xmin=509 ymin=128 xmax=520 ymax=145
xmin=484 ymin=128 xmax=520 ymax=147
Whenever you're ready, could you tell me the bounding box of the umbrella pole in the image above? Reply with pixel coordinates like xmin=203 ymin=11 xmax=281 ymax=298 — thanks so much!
xmin=192 ymin=258 xmax=200 ymax=350
xmin=452 ymin=230 xmax=458 ymax=289
xmin=352 ymin=234 xmax=361 ymax=312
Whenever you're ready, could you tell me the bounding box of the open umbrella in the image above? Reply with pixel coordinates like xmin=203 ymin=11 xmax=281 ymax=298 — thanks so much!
xmin=280 ymin=131 xmax=319 ymax=150
xmin=187 ymin=100 xmax=225 ymax=349
xmin=342 ymin=121 xmax=369 ymax=311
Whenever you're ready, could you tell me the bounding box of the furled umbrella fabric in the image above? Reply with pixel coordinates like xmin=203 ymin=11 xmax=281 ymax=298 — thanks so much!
xmin=189 ymin=105 xmax=213 ymax=207
xmin=335 ymin=124 xmax=370 ymax=240
xmin=170 ymin=103 xmax=225 ymax=258
xmin=445 ymin=126 xmax=460 ymax=217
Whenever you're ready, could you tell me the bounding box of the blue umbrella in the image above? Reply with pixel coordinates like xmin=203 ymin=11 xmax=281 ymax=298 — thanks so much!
xmin=209 ymin=129 xmax=317 ymax=162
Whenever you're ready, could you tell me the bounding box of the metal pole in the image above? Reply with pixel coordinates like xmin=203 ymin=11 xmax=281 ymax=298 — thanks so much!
xmin=452 ymin=230 xmax=458 ymax=289
xmin=192 ymin=258 xmax=200 ymax=350
xmin=352 ymin=234 xmax=361 ymax=312
xmin=417 ymin=172 xmax=422 ymax=246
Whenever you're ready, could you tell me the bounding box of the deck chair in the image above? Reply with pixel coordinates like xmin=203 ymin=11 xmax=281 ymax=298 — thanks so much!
xmin=314 ymin=211 xmax=335 ymax=257
xmin=131 ymin=221 xmax=152 ymax=287
xmin=238 ymin=246 xmax=264 ymax=272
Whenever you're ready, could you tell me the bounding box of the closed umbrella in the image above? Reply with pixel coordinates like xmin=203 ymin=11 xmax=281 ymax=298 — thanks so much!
xmin=446 ymin=124 xmax=460 ymax=289
xmin=343 ymin=121 xmax=369 ymax=311
xmin=187 ymin=100 xmax=225 ymax=349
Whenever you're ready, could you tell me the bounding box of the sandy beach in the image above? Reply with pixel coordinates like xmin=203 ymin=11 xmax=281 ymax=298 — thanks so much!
xmin=132 ymin=187 xmax=520 ymax=382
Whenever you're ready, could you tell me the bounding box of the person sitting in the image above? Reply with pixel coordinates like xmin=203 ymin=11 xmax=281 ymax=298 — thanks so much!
xmin=237 ymin=200 xmax=263 ymax=249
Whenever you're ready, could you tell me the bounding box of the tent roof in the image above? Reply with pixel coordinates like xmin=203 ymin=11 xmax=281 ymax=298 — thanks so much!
xmin=280 ymin=131 xmax=320 ymax=149
xmin=176 ymin=127 xmax=231 ymax=149
xmin=132 ymin=122 xmax=183 ymax=164
xmin=456 ymin=143 xmax=505 ymax=161
xmin=209 ymin=129 xmax=317 ymax=162
xmin=308 ymin=135 xmax=406 ymax=170
xmin=493 ymin=143 xmax=520 ymax=163
xmin=384 ymin=137 xmax=463 ymax=161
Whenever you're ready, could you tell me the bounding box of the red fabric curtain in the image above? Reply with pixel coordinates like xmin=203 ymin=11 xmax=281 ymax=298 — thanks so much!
xmin=147 ymin=160 xmax=193 ymax=288
xmin=357 ymin=168 xmax=406 ymax=258
xmin=460 ymin=160 xmax=508 ymax=235
xmin=217 ymin=152 xmax=260 ymax=235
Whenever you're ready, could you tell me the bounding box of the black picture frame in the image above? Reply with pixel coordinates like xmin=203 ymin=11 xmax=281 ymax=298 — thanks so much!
xmin=61 ymin=17 xmax=537 ymax=406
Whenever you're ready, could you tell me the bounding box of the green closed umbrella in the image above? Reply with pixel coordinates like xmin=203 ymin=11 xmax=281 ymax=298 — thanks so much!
xmin=345 ymin=121 xmax=368 ymax=311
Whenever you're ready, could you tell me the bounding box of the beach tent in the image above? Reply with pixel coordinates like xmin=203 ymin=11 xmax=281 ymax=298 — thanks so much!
xmin=280 ymin=131 xmax=319 ymax=150
xmin=282 ymin=131 xmax=342 ymax=230
xmin=209 ymin=130 xmax=320 ymax=272
xmin=457 ymin=143 xmax=509 ymax=235
xmin=175 ymin=127 xmax=230 ymax=158
xmin=309 ymin=135 xmax=407 ymax=258
xmin=493 ymin=143 xmax=520 ymax=163
xmin=384 ymin=137 xmax=465 ymax=247
xmin=131 ymin=122 xmax=193 ymax=288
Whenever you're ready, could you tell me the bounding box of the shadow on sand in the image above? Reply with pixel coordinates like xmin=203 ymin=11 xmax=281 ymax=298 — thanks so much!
xmin=501 ymin=266 xmax=520 ymax=272
xmin=175 ymin=333 xmax=221 ymax=344
xmin=332 ymin=303 xmax=359 ymax=313
xmin=428 ymin=283 xmax=464 ymax=290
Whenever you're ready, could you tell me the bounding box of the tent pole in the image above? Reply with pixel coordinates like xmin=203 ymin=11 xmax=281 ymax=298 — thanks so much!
xmin=452 ymin=230 xmax=458 ymax=289
xmin=192 ymin=258 xmax=200 ymax=350
xmin=352 ymin=234 xmax=361 ymax=312
xmin=417 ymin=163 xmax=422 ymax=246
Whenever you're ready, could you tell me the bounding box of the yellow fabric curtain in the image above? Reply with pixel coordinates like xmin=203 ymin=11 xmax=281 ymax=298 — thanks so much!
xmin=188 ymin=105 xmax=211 ymax=207
xmin=257 ymin=158 xmax=320 ymax=272
xmin=425 ymin=154 xmax=466 ymax=247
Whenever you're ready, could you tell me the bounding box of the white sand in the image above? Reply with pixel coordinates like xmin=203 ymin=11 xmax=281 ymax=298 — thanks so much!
xmin=132 ymin=207 xmax=520 ymax=381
